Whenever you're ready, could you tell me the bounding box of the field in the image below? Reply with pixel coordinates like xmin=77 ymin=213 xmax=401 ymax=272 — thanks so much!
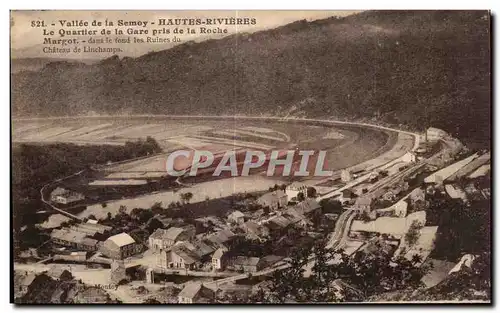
xmin=12 ymin=117 xmax=404 ymax=175
xmin=12 ymin=116 xmax=416 ymax=186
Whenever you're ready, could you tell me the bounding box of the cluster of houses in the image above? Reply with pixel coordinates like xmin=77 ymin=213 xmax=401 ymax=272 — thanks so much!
xmin=14 ymin=269 xmax=114 ymax=303
xmin=150 ymin=224 xmax=283 ymax=273
xmin=50 ymin=220 xmax=143 ymax=261
xmin=145 ymin=184 xmax=322 ymax=274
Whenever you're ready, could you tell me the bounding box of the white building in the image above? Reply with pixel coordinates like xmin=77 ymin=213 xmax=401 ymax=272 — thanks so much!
xmin=211 ymin=247 xmax=228 ymax=270
xmin=285 ymin=183 xmax=307 ymax=200
xmin=401 ymin=152 xmax=417 ymax=163
xmin=50 ymin=187 xmax=85 ymax=205
xmin=227 ymin=210 xmax=245 ymax=224
xmin=257 ymin=190 xmax=288 ymax=210
xmin=341 ymin=169 xmax=352 ymax=183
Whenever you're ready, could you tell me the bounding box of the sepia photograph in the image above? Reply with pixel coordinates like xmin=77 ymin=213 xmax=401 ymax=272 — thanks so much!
xmin=10 ymin=9 xmax=491 ymax=304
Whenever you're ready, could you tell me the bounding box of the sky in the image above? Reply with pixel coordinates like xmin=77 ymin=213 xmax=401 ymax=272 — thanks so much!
xmin=10 ymin=10 xmax=359 ymax=59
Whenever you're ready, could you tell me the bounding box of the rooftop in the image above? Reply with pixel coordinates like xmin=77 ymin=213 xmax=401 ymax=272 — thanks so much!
xmin=257 ymin=190 xmax=286 ymax=204
xmin=178 ymin=283 xmax=205 ymax=299
xmin=149 ymin=227 xmax=185 ymax=241
xmin=107 ymin=232 xmax=136 ymax=247
xmin=207 ymin=229 xmax=236 ymax=246
xmin=51 ymin=187 xmax=68 ymax=196
xmin=228 ymin=210 xmax=245 ymax=219
xmin=293 ymin=199 xmax=321 ymax=215
xmin=212 ymin=248 xmax=226 ymax=259
xmin=51 ymin=228 xmax=88 ymax=244
xmin=172 ymin=244 xmax=201 ymax=265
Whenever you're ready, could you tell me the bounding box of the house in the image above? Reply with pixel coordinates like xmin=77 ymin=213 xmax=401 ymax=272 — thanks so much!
xmin=409 ymin=188 xmax=426 ymax=203
xmin=45 ymin=266 xmax=73 ymax=281
xmin=178 ymin=283 xmax=215 ymax=304
xmin=402 ymin=151 xmax=417 ymax=163
xmin=206 ymin=229 xmax=237 ymax=248
xmin=76 ymin=222 xmax=112 ymax=236
xmin=212 ymin=247 xmax=228 ymax=270
xmin=227 ymin=210 xmax=245 ymax=224
xmin=239 ymin=221 xmax=269 ymax=240
xmin=109 ymin=260 xmax=127 ymax=285
xmin=51 ymin=228 xmax=86 ymax=248
xmin=157 ymin=242 xmax=202 ymax=270
xmin=292 ymin=198 xmax=321 ymax=215
xmin=340 ymin=169 xmax=352 ymax=183
xmin=355 ymin=196 xmax=374 ymax=213
xmin=322 ymin=213 xmax=339 ymax=228
xmin=257 ymin=190 xmax=287 ymax=210
xmin=283 ymin=208 xmax=310 ymax=228
xmin=53 ymin=251 xmax=88 ymax=263
xmin=230 ymin=255 xmax=281 ymax=273
xmin=342 ymin=189 xmax=356 ymax=200
xmin=285 ymin=183 xmax=307 ymax=200
xmin=266 ymin=215 xmax=292 ymax=230
xmin=148 ymin=227 xmax=194 ymax=251
xmin=339 ymin=189 xmax=356 ymax=204
xmin=100 ymin=232 xmax=142 ymax=260
xmin=50 ymin=228 xmax=99 ymax=251
xmin=190 ymin=240 xmax=217 ymax=263
xmin=368 ymin=172 xmax=379 ymax=183
xmin=13 ymin=272 xmax=52 ymax=300
xmin=231 ymin=256 xmax=262 ymax=273
xmin=393 ymin=200 xmax=408 ymax=218
xmin=69 ymin=223 xmax=111 ymax=241
xmin=50 ymin=187 xmax=85 ymax=205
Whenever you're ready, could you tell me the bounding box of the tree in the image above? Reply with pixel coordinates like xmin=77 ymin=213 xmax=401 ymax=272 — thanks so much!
xmin=180 ymin=192 xmax=193 ymax=204
xmin=118 ymin=205 xmax=127 ymax=214
xmin=411 ymin=253 xmax=423 ymax=265
xmin=405 ymin=220 xmax=423 ymax=247
xmin=297 ymin=192 xmax=305 ymax=202
xmin=359 ymin=211 xmax=371 ymax=223
xmin=252 ymin=236 xmax=427 ymax=303
xmin=319 ymin=199 xmax=343 ymax=214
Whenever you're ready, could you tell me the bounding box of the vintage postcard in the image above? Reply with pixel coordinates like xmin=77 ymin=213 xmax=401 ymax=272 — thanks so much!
xmin=10 ymin=10 xmax=491 ymax=304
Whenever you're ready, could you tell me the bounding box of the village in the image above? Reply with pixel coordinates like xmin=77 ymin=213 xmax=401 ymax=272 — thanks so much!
xmin=13 ymin=126 xmax=491 ymax=303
